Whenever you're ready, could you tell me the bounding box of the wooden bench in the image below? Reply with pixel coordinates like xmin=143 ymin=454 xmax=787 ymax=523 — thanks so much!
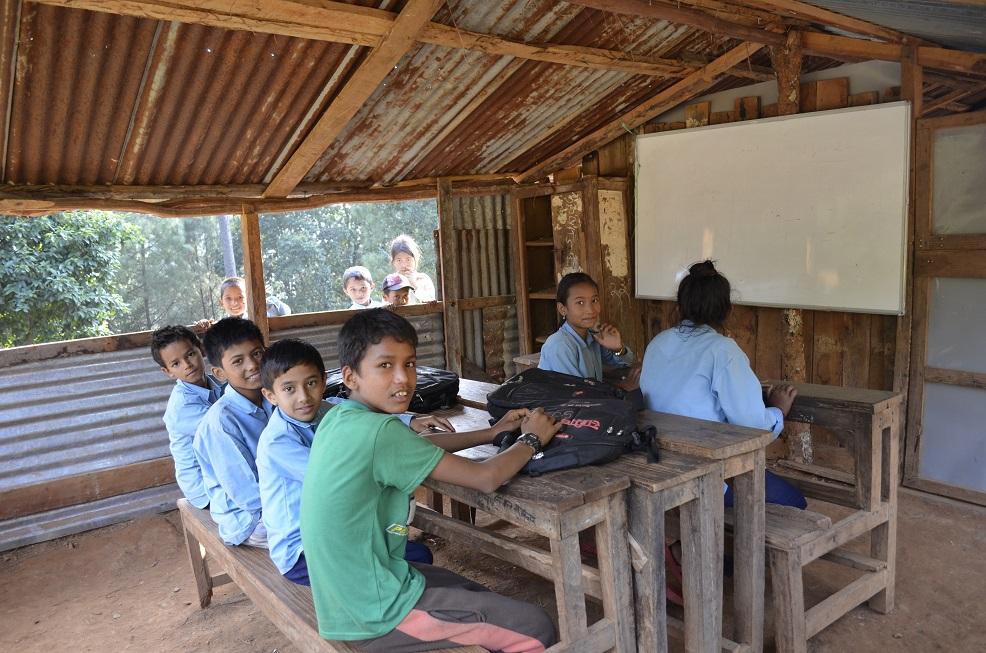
xmin=176 ymin=499 xmax=485 ymax=653
xmin=744 ymin=382 xmax=902 ymax=653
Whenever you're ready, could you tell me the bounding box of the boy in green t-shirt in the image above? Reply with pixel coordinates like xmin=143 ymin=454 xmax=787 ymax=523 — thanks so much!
xmin=301 ymin=308 xmax=560 ymax=652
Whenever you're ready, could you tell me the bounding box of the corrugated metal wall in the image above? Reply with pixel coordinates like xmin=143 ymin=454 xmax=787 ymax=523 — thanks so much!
xmin=449 ymin=194 xmax=520 ymax=382
xmin=272 ymin=313 xmax=447 ymax=369
xmin=0 ymin=313 xmax=446 ymax=550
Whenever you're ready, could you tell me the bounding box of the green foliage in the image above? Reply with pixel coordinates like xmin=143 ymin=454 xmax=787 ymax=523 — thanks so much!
xmin=0 ymin=212 xmax=142 ymax=347
xmin=0 ymin=201 xmax=438 ymax=347
xmin=255 ymin=200 xmax=438 ymax=312
xmin=108 ymin=214 xmax=231 ymax=333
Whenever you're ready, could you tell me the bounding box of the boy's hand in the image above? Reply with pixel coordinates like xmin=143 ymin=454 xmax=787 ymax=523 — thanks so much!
xmin=767 ymin=384 xmax=798 ymax=417
xmin=490 ymin=408 xmax=529 ymax=437
xmin=191 ymin=319 xmax=213 ymax=333
xmin=521 ymin=407 xmax=562 ymax=447
xmin=594 ymin=323 xmax=624 ymax=353
xmin=409 ymin=415 xmax=455 ymax=434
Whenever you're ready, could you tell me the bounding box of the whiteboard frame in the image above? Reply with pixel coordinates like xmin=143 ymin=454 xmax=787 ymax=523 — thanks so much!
xmin=633 ymin=101 xmax=910 ymax=315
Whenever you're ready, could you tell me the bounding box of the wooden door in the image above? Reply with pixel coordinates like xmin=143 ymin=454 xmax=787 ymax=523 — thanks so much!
xmin=904 ymin=109 xmax=986 ymax=505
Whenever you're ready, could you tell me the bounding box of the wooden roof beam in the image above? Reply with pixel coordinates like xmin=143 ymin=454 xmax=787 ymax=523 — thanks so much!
xmin=565 ymin=0 xmax=787 ymax=47
xmin=800 ymin=32 xmax=986 ymax=77
xmin=728 ymin=0 xmax=907 ymax=43
xmin=262 ymin=0 xmax=444 ymax=198
xmin=518 ymin=41 xmax=766 ymax=182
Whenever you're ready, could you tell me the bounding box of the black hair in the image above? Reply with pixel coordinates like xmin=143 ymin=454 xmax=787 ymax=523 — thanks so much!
xmin=202 ymin=317 xmax=264 ymax=367
xmin=338 ymin=308 xmax=418 ymax=370
xmin=556 ymin=272 xmax=599 ymax=305
xmin=150 ymin=325 xmax=202 ymax=367
xmin=676 ymin=260 xmax=732 ymax=329
xmin=261 ymin=338 xmax=326 ymax=390
xmin=390 ymin=234 xmax=421 ymax=262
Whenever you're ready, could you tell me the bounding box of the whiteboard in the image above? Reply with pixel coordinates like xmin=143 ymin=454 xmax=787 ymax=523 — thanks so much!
xmin=634 ymin=101 xmax=910 ymax=314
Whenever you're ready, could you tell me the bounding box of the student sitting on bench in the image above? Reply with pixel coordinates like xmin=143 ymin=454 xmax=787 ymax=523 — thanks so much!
xmin=640 ymin=260 xmax=806 ymax=509
xmin=152 ymin=325 xmax=224 ymax=510
xmin=301 ymin=308 xmax=559 ymax=652
xmin=194 ymin=317 xmax=272 ymax=547
xmin=256 ymin=338 xmax=455 ymax=585
xmin=539 ymin=272 xmax=637 ymax=385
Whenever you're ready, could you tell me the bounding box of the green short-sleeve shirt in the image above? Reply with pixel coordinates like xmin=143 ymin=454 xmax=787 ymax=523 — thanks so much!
xmin=300 ymin=399 xmax=445 ymax=640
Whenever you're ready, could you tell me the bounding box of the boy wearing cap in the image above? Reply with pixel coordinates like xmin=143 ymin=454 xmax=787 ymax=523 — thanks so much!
xmin=381 ymin=273 xmax=414 ymax=307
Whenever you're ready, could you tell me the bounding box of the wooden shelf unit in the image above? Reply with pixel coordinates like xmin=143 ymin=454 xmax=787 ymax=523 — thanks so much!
xmin=512 ymin=176 xmax=630 ymax=354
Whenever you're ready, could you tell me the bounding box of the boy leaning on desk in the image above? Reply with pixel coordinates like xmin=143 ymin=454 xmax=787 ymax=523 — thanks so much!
xmin=300 ymin=308 xmax=560 ymax=653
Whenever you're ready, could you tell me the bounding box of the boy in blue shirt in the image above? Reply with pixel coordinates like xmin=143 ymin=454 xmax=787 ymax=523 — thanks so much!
xmin=152 ymin=325 xmax=223 ymax=509
xmin=256 ymin=338 xmax=453 ymax=585
xmin=301 ymin=308 xmax=559 ymax=652
xmin=194 ymin=317 xmax=272 ymax=547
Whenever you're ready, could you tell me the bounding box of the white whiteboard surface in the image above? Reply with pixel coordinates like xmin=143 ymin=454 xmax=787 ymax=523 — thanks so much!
xmin=634 ymin=101 xmax=910 ymax=314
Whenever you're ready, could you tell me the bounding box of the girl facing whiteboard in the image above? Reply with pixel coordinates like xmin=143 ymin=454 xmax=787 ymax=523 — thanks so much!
xmin=640 ymin=260 xmax=806 ymax=509
xmin=538 ymin=272 xmax=637 ymax=384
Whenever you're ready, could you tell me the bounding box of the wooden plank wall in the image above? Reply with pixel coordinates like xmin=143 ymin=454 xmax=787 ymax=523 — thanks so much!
xmin=587 ymin=78 xmax=900 ymax=470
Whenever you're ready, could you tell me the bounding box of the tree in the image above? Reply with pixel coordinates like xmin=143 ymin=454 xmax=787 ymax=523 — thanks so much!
xmin=0 ymin=212 xmax=142 ymax=347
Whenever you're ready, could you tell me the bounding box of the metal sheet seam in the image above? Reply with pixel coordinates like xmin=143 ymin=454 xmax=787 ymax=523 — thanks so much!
xmin=111 ymin=20 xmax=164 ymax=184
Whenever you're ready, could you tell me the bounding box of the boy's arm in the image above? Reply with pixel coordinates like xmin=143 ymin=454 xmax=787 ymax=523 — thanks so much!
xmin=198 ymin=423 xmax=263 ymax=512
xmin=266 ymin=435 xmax=309 ymax=482
xmin=419 ymin=408 xmax=527 ymax=452
xmin=427 ymin=409 xmax=560 ymax=493
xmin=164 ymin=406 xmax=209 ymax=508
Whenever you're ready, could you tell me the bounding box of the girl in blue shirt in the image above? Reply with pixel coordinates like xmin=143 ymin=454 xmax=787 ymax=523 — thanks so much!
xmin=538 ymin=272 xmax=636 ymax=384
xmin=641 ymin=260 xmax=806 ymax=510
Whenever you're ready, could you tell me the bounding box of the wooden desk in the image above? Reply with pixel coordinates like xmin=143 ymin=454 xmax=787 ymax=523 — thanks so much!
xmin=636 ymin=411 xmax=773 ymax=653
xmin=760 ymin=382 xmax=902 ymax=652
xmin=421 ymin=405 xmax=636 ymax=653
xmin=607 ymin=451 xmax=725 ymax=653
xmin=450 ymin=388 xmax=773 ymax=653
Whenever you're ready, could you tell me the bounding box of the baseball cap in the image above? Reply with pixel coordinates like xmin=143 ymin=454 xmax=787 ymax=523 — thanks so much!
xmin=382 ymin=273 xmax=414 ymax=292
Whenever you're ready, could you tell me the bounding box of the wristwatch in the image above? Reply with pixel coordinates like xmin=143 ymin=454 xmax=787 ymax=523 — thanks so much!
xmin=613 ymin=345 xmax=628 ymax=357
xmin=515 ymin=432 xmax=543 ymax=457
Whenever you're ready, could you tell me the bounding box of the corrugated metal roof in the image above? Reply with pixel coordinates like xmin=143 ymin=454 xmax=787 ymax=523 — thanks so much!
xmin=809 ymin=1 xmax=986 ymax=53
xmin=1 ymin=0 xmax=982 ymax=191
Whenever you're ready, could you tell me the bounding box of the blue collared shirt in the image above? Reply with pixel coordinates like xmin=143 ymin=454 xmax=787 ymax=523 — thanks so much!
xmin=538 ymin=321 xmax=634 ymax=381
xmin=640 ymin=322 xmax=783 ymax=436
xmin=162 ymin=376 xmax=223 ymax=508
xmin=194 ymin=386 xmax=274 ymax=545
xmin=257 ymin=400 xmax=414 ymax=574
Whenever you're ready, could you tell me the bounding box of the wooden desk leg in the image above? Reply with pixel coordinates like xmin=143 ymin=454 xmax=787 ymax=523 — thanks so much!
xmin=549 ymin=532 xmax=589 ymax=643
xmin=869 ymin=414 xmax=899 ymax=613
xmin=628 ymin=486 xmax=666 ymax=653
xmin=182 ymin=523 xmax=214 ymax=608
xmin=595 ymin=492 xmax=636 ymax=653
xmin=680 ymin=470 xmax=725 ymax=653
xmin=731 ymin=449 xmax=765 ymax=652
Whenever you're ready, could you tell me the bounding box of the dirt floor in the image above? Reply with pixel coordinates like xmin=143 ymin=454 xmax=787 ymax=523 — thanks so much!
xmin=1 ymin=487 xmax=984 ymax=653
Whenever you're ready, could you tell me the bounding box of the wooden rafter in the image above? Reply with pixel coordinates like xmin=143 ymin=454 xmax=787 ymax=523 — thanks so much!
xmin=800 ymin=32 xmax=986 ymax=76
xmin=565 ymin=0 xmax=786 ymax=46
xmin=262 ymin=0 xmax=444 ymax=197
xmin=921 ymin=88 xmax=975 ymax=116
xmin=729 ymin=0 xmax=907 ymax=43
xmin=518 ymin=41 xmax=766 ymax=182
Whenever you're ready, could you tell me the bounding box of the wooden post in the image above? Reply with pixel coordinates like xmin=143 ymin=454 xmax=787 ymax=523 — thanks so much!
xmin=893 ymin=45 xmax=922 ymax=398
xmin=437 ymin=179 xmax=464 ymax=375
xmin=240 ymin=208 xmax=269 ymax=342
xmin=770 ymin=31 xmax=813 ymax=464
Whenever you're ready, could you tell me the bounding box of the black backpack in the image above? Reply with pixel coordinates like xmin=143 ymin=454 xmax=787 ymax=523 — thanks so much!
xmin=496 ymin=398 xmax=657 ymax=476
xmin=486 ymin=368 xmax=625 ymax=420
xmin=324 ymin=365 xmax=460 ymax=412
